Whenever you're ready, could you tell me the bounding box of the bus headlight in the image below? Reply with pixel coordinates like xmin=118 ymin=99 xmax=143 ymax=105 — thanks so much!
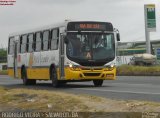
xmin=108 ymin=64 xmax=115 ymax=71
xmin=105 ymin=64 xmax=115 ymax=71
xmin=110 ymin=64 xmax=115 ymax=68
xmin=69 ymin=63 xmax=73 ymax=68
xmin=68 ymin=63 xmax=80 ymax=71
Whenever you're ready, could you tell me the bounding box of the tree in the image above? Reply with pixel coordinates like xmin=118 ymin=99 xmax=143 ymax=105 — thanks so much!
xmin=0 ymin=49 xmax=7 ymax=63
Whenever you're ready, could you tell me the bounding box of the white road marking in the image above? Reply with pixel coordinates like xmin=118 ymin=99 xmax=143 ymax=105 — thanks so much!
xmin=76 ymin=88 xmax=160 ymax=95
xmin=110 ymin=83 xmax=152 ymax=86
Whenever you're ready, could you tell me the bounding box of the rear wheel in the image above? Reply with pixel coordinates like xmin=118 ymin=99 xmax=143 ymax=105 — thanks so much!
xmin=93 ymin=80 xmax=103 ymax=87
xmin=22 ymin=68 xmax=36 ymax=85
xmin=51 ymin=68 xmax=59 ymax=87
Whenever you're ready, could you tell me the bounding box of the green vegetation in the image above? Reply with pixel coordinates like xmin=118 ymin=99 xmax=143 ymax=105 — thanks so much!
xmin=117 ymin=65 xmax=160 ymax=76
xmin=0 ymin=49 xmax=7 ymax=56
xmin=0 ymin=49 xmax=7 ymax=63
xmin=0 ymin=70 xmax=8 ymax=75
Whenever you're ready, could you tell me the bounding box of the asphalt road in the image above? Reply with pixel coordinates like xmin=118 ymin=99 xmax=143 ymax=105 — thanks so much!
xmin=0 ymin=75 xmax=160 ymax=102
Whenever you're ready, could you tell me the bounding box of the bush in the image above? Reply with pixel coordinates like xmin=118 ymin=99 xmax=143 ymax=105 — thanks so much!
xmin=117 ymin=65 xmax=160 ymax=76
xmin=0 ymin=70 xmax=8 ymax=75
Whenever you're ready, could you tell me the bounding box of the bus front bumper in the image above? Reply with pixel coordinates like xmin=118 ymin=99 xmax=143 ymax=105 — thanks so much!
xmin=60 ymin=67 xmax=116 ymax=80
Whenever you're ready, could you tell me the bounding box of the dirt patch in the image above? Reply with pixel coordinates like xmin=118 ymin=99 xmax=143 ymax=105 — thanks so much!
xmin=0 ymin=87 xmax=160 ymax=113
xmin=78 ymin=95 xmax=160 ymax=112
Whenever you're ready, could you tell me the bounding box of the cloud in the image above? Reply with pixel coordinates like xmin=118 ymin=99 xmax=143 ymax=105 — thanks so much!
xmin=22 ymin=0 xmax=86 ymax=5
xmin=0 ymin=0 xmax=160 ymax=47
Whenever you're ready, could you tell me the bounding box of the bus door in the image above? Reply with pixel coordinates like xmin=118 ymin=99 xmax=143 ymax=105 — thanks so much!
xmin=13 ymin=41 xmax=18 ymax=78
xmin=59 ymin=27 xmax=65 ymax=79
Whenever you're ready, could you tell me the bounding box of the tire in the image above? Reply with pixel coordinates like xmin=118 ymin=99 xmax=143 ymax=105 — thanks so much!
xmin=59 ymin=81 xmax=67 ymax=86
xmin=29 ymin=79 xmax=36 ymax=85
xmin=51 ymin=68 xmax=59 ymax=87
xmin=22 ymin=68 xmax=36 ymax=85
xmin=93 ymin=80 xmax=103 ymax=87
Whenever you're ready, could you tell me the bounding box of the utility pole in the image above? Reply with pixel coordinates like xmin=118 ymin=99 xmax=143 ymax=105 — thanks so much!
xmin=144 ymin=25 xmax=151 ymax=54
xmin=144 ymin=4 xmax=156 ymax=54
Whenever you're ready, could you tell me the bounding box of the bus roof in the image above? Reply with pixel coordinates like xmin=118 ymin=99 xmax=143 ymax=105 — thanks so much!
xmin=9 ymin=21 xmax=68 ymax=37
xmin=9 ymin=21 xmax=113 ymax=37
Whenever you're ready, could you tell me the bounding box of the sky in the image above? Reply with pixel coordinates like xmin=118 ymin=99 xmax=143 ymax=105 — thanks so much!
xmin=0 ymin=0 xmax=160 ymax=48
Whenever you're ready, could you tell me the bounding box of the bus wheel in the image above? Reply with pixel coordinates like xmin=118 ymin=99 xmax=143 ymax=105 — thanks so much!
xmin=29 ymin=79 xmax=36 ymax=85
xmin=51 ymin=68 xmax=59 ymax=87
xmin=59 ymin=81 xmax=67 ymax=86
xmin=22 ymin=68 xmax=36 ymax=85
xmin=93 ymin=80 xmax=103 ymax=87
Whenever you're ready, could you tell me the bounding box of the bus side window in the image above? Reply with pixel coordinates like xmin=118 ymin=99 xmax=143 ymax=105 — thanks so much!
xmin=51 ymin=29 xmax=59 ymax=50
xmin=43 ymin=30 xmax=49 ymax=51
xmin=20 ymin=35 xmax=27 ymax=53
xmin=28 ymin=33 xmax=34 ymax=52
xmin=8 ymin=37 xmax=15 ymax=54
xmin=35 ymin=32 xmax=42 ymax=51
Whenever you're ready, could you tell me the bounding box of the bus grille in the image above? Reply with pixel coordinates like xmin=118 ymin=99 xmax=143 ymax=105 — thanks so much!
xmin=81 ymin=68 xmax=90 ymax=70
xmin=81 ymin=68 xmax=103 ymax=70
xmin=83 ymin=73 xmax=101 ymax=76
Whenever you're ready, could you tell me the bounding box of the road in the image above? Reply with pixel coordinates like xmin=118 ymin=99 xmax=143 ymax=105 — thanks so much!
xmin=0 ymin=75 xmax=160 ymax=102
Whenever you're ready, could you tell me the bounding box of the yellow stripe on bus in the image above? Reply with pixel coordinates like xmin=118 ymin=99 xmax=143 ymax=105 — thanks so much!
xmin=8 ymin=67 xmax=116 ymax=80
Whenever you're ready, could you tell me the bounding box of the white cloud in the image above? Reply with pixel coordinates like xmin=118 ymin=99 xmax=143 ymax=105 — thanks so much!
xmin=0 ymin=0 xmax=160 ymax=47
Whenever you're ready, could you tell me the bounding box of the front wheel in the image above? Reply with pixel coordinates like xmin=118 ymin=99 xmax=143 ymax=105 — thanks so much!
xmin=93 ymin=80 xmax=103 ymax=87
xmin=51 ymin=68 xmax=59 ymax=87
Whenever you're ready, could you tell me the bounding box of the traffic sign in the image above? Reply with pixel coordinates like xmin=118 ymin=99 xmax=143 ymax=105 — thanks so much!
xmin=145 ymin=4 xmax=156 ymax=32
xmin=156 ymin=49 xmax=160 ymax=60
xmin=144 ymin=4 xmax=156 ymax=54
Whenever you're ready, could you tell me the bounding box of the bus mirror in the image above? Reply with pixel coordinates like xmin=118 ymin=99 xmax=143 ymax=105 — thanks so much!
xmin=117 ymin=33 xmax=120 ymax=41
xmin=64 ymin=36 xmax=69 ymax=44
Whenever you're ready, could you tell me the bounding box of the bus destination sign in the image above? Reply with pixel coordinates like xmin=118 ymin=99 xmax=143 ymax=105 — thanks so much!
xmin=77 ymin=24 xmax=104 ymax=30
xmin=67 ymin=22 xmax=113 ymax=31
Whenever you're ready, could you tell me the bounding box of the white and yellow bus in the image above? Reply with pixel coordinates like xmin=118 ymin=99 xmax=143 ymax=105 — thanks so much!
xmin=8 ymin=21 xmax=120 ymax=87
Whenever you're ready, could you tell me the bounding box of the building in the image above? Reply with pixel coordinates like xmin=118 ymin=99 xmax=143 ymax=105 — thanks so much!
xmin=116 ymin=39 xmax=160 ymax=65
xmin=0 ymin=63 xmax=7 ymax=70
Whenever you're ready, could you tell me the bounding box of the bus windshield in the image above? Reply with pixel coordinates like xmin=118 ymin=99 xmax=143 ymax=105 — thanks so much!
xmin=66 ymin=32 xmax=115 ymax=65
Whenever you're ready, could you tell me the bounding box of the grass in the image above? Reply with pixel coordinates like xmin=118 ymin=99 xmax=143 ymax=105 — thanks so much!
xmin=117 ymin=65 xmax=160 ymax=76
xmin=0 ymin=86 xmax=160 ymax=113
xmin=0 ymin=87 xmax=88 ymax=112
xmin=0 ymin=70 xmax=8 ymax=75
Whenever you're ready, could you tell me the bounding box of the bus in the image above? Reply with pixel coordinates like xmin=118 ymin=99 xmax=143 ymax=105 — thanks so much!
xmin=8 ymin=21 xmax=120 ymax=87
